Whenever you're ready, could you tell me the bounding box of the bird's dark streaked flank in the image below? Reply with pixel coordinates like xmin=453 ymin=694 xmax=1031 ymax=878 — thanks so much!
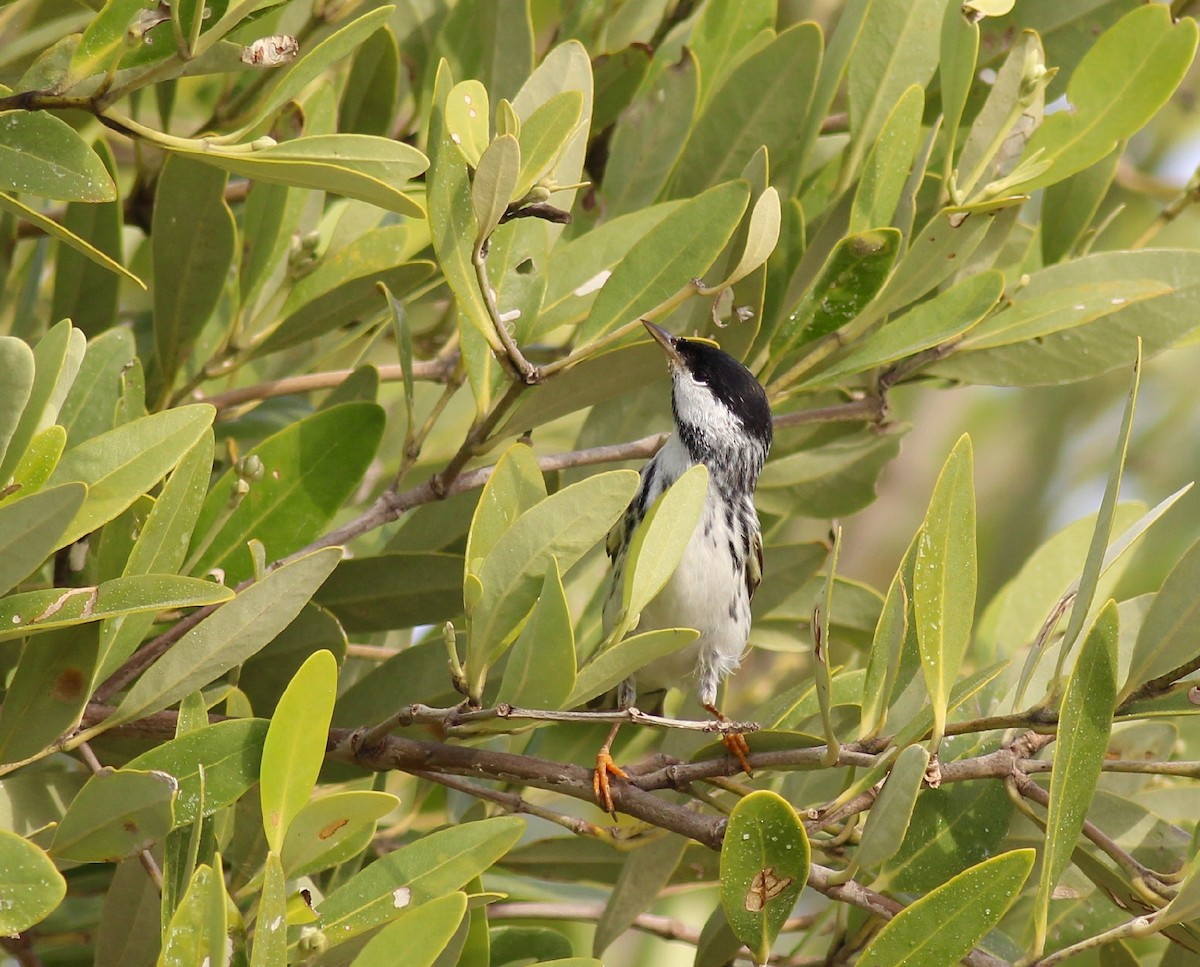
xmin=594 ymin=321 xmax=773 ymax=813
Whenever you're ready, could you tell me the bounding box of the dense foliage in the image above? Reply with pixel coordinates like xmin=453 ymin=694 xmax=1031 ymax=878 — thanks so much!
xmin=3 ymin=0 xmax=1200 ymax=964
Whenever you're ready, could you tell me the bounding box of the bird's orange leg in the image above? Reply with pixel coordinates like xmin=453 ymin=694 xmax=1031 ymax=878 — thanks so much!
xmin=704 ymin=703 xmax=753 ymax=776
xmin=593 ymin=721 xmax=629 ymax=816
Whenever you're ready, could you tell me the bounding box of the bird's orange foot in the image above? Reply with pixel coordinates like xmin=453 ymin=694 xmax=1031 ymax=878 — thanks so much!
xmin=705 ymin=703 xmax=754 ymax=776
xmin=594 ymin=749 xmax=629 ymax=816
xmin=723 ymin=730 xmax=754 ymax=777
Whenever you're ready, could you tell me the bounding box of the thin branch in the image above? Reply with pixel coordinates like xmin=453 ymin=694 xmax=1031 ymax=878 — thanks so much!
xmin=196 ymin=361 xmax=457 ymax=411
xmin=377 ymin=702 xmax=759 ymax=738
xmin=411 ymin=769 xmax=610 ymax=839
xmin=473 ymin=242 xmax=540 ymax=383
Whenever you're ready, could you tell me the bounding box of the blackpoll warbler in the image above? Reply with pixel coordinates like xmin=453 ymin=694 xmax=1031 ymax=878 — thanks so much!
xmin=594 ymin=320 xmax=773 ymax=813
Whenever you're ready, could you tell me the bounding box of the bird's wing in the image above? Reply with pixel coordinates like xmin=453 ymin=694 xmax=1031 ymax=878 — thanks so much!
xmin=746 ymin=527 xmax=763 ymax=601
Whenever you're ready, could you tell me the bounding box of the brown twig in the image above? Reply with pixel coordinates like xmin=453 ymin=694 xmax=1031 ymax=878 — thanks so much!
xmin=196 ymin=361 xmax=458 ymax=412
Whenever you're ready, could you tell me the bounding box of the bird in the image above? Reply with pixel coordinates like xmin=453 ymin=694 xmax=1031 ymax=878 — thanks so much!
xmin=594 ymin=320 xmax=773 ymax=814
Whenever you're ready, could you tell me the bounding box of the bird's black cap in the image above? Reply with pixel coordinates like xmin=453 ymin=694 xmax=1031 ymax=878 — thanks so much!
xmin=642 ymin=321 xmax=773 ymax=450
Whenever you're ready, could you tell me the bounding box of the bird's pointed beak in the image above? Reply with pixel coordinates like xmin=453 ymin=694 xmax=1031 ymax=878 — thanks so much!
xmin=642 ymin=320 xmax=684 ymax=368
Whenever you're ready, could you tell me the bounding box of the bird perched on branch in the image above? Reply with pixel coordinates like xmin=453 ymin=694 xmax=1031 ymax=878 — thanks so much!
xmin=594 ymin=320 xmax=773 ymax=814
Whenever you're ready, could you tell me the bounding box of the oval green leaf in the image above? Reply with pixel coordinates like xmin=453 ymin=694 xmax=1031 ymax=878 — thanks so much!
xmin=0 ymin=110 xmax=115 ymax=202
xmin=261 ymin=649 xmax=339 ymax=853
xmin=108 ymin=546 xmax=343 ymax=727
xmin=912 ymin=434 xmax=976 ymax=745
xmin=50 ymin=768 xmax=177 ymax=862
xmin=351 ymin=892 xmax=467 ymax=967
xmin=0 ymin=830 xmax=66 ymax=933
xmin=720 ymin=790 xmax=809 ymax=965
xmin=858 ymin=849 xmax=1034 ymax=966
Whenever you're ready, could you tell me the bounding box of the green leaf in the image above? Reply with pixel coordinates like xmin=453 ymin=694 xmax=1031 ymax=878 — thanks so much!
xmin=720 ymin=790 xmax=809 ymax=965
xmin=107 ymin=547 xmax=343 ymax=727
xmin=58 ymin=328 xmax=134 ymax=447
xmin=0 ymin=110 xmax=115 ymax=201
xmin=47 ymin=403 xmax=214 ymax=546
xmin=687 ymin=0 xmax=775 ymax=107
xmin=845 ymin=0 xmax=943 ymax=183
xmin=0 ymin=626 xmax=100 ymax=765
xmin=261 ymin=649 xmax=338 ymax=853
xmin=850 ymin=85 xmax=925 ymax=233
xmin=755 ymin=431 xmax=903 ymax=521
xmin=532 ymin=200 xmax=683 ymax=337
xmin=619 ymin=464 xmax=709 ymax=626
xmin=673 ymin=24 xmax=821 ymax=198
xmin=579 ymin=181 xmax=750 ymax=343
xmin=913 ymin=435 xmax=976 ymax=746
xmin=804 ymin=270 xmax=1004 ymax=387
xmin=860 ymin=555 xmax=908 ymax=740
xmin=0 ymin=319 xmax=85 ymax=488
xmin=954 ymin=30 xmax=1047 ymax=201
xmin=124 ymin=718 xmax=269 ymax=826
xmin=602 ymin=49 xmax=699 ymax=218
xmin=68 ymin=0 xmax=147 ymax=82
xmin=938 ymin=1 xmax=979 ymax=183
xmin=721 ymin=187 xmax=781 ymax=290
xmin=1052 ymin=348 xmax=1139 ymax=680
xmin=771 ymin=229 xmax=901 ymax=360
xmin=858 ymin=850 xmax=1034 ymax=966
xmin=50 ymin=768 xmax=176 ymax=862
xmin=189 ymin=403 xmax=384 ymax=585
xmin=1041 ymin=144 xmax=1123 ymax=264
xmin=313 ymin=817 xmax=524 ymax=948
xmin=97 ymin=430 xmax=214 ymax=682
xmin=567 ymin=628 xmax=700 ymax=713
xmin=931 ymin=250 xmax=1200 ymax=386
xmin=957 ymin=278 xmax=1169 ymax=352
xmin=472 ymin=133 xmax=520 ymax=244
xmin=428 ymin=62 xmax=503 ymax=360
xmin=444 ymin=79 xmax=490 ymax=167
xmin=250 ymin=853 xmax=287 ymax=967
xmin=161 ymin=860 xmax=228 ymax=967
xmin=857 ymin=744 xmax=929 ymax=871
xmin=151 ymin=156 xmax=235 ymax=400
xmin=0 ymin=574 xmax=232 ymax=643
xmin=255 ymin=6 xmax=395 ymax=121
xmin=1121 ymin=536 xmax=1200 ymax=701
xmin=282 ymin=789 xmax=398 ymax=878
xmin=976 ymin=502 xmax=1146 ymax=664
xmin=877 ymin=777 xmax=1013 ymax=893
xmin=173 ymin=138 xmax=425 ymax=218
xmin=1034 ymin=601 xmax=1118 ymax=950
xmin=594 ymin=834 xmax=687 ymax=956
xmin=872 ymin=210 xmax=990 ymax=318
xmin=6 ymin=426 xmax=66 ymax=498
xmin=255 ymin=255 xmax=432 ymax=358
xmin=51 ymin=137 xmax=122 ymax=335
xmin=351 ymin=893 xmax=467 ymax=967
xmin=0 ymin=192 xmax=143 ymax=289
xmin=0 ymin=830 xmax=66 ymax=933
xmin=497 ymin=558 xmax=576 ymax=710
xmin=467 ymin=469 xmax=638 ymax=670
xmin=1017 ymin=5 xmax=1198 ymax=192
xmin=0 ymin=336 xmax=34 ymax=472
xmin=315 ymin=552 xmax=464 ymax=632
xmin=465 ymin=443 xmax=546 ymax=576
xmin=437 ymin=0 xmax=534 ymax=106
xmin=0 ymin=483 xmax=86 ymax=596
xmin=339 ymin=25 xmax=401 ymax=137
xmin=515 ymin=90 xmax=583 ymax=197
